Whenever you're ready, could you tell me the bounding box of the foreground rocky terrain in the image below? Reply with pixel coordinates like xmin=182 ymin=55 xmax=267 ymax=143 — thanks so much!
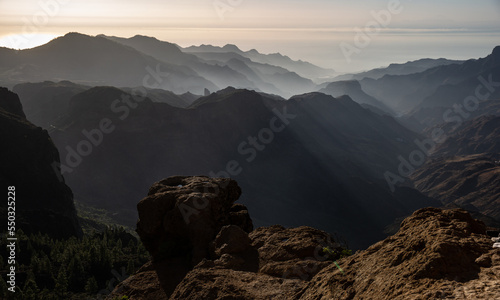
xmin=108 ymin=176 xmax=500 ymax=299
xmin=297 ymin=208 xmax=500 ymax=300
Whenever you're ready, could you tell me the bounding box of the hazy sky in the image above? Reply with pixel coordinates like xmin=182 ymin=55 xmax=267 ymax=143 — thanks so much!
xmin=1 ymin=0 xmax=500 ymax=72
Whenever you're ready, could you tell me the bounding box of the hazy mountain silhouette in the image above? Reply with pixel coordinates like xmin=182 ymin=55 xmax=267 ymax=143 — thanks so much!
xmin=0 ymin=32 xmax=218 ymax=94
xmin=134 ymin=41 xmax=315 ymax=97
xmin=41 ymin=87 xmax=438 ymax=249
xmin=100 ymin=34 xmax=199 ymax=65
xmin=405 ymin=70 xmax=500 ymax=129
xmin=101 ymin=35 xmax=264 ymax=91
xmin=402 ymin=98 xmax=500 ymax=132
xmin=360 ymin=46 xmax=500 ymax=114
xmin=183 ymin=43 xmax=336 ymax=80
xmin=318 ymin=80 xmax=394 ymax=115
xmin=188 ymin=51 xmax=316 ymax=97
xmin=12 ymin=80 xmax=90 ymax=128
xmin=95 ymin=34 xmax=323 ymax=98
xmin=333 ymin=58 xmax=464 ymax=81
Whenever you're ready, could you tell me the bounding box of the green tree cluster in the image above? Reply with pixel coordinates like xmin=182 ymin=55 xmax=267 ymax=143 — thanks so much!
xmin=0 ymin=226 xmax=150 ymax=299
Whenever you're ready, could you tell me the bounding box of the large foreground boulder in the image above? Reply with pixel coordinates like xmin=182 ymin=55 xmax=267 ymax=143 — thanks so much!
xmin=136 ymin=176 xmax=252 ymax=264
xmin=109 ymin=176 xmax=339 ymax=299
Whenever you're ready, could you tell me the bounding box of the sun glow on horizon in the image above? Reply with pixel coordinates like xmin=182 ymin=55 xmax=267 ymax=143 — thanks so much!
xmin=0 ymin=33 xmax=61 ymax=50
xmin=0 ymin=0 xmax=498 ymax=72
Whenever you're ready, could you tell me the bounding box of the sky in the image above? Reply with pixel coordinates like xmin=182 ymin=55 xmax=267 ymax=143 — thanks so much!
xmin=0 ymin=0 xmax=500 ymax=73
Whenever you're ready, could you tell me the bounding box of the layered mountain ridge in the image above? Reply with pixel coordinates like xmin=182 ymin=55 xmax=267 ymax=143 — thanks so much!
xmin=361 ymin=46 xmax=500 ymax=115
xmin=15 ymin=84 xmax=438 ymax=249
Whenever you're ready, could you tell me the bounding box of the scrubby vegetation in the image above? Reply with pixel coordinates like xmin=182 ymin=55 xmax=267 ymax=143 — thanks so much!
xmin=322 ymin=246 xmax=352 ymax=261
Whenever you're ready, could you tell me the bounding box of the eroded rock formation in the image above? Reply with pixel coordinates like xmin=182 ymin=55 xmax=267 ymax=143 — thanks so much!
xmin=110 ymin=176 xmax=338 ymax=299
xmin=109 ymin=178 xmax=500 ymax=299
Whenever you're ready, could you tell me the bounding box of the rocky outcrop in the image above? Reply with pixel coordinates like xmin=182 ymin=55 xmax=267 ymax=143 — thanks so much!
xmin=110 ymin=178 xmax=500 ymax=300
xmin=0 ymin=88 xmax=82 ymax=239
xmin=129 ymin=176 xmax=255 ymax=296
xmin=109 ymin=176 xmax=340 ymax=299
xmin=136 ymin=176 xmax=252 ymax=263
xmin=296 ymin=208 xmax=500 ymax=299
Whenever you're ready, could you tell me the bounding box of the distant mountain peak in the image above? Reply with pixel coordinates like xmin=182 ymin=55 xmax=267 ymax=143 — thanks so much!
xmin=132 ymin=34 xmax=155 ymax=39
xmin=64 ymin=32 xmax=88 ymax=37
xmin=222 ymin=44 xmax=241 ymax=52
xmin=492 ymin=45 xmax=500 ymax=57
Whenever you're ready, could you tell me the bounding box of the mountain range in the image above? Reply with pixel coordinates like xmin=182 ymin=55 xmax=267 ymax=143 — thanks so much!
xmin=4 ymin=34 xmax=500 ymax=249
xmin=333 ymin=58 xmax=463 ymax=81
xmin=1 ymin=34 xmax=499 ymax=234
xmin=360 ymin=46 xmax=500 ymax=115
xmin=1 ymin=32 xmax=500 ymax=299
xmin=31 ymin=85 xmax=436 ymax=249
xmin=0 ymin=33 xmax=336 ymax=99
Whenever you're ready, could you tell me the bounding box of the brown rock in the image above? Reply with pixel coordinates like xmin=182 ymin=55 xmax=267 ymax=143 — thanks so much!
xmin=110 ymin=179 xmax=500 ymax=300
xmin=214 ymin=254 xmax=246 ymax=269
xmin=136 ymin=175 xmax=248 ymax=263
xmin=213 ymin=225 xmax=252 ymax=257
xmin=295 ymin=208 xmax=500 ymax=300
xmin=229 ymin=203 xmax=254 ymax=233
xmin=110 ymin=176 xmax=344 ymax=299
xmin=475 ymin=253 xmax=492 ymax=267
xmin=169 ymin=268 xmax=305 ymax=300
xmin=128 ymin=176 xmax=252 ymax=297
xmin=250 ymin=225 xmax=336 ymax=279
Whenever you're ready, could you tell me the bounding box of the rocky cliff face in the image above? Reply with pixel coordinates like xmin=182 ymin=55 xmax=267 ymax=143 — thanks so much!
xmin=0 ymin=87 xmax=82 ymax=239
xmin=109 ymin=178 xmax=500 ymax=299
